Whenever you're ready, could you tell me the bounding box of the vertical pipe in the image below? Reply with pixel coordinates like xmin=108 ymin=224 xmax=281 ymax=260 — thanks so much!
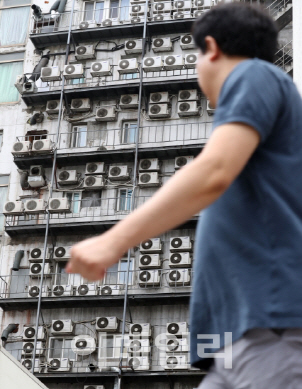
xmin=31 ymin=0 xmax=77 ymax=374
xmin=117 ymin=2 xmax=149 ymax=387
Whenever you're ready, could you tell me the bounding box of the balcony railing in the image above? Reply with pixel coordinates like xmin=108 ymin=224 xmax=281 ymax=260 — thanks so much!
xmin=274 ymin=41 xmax=293 ymax=73
xmin=265 ymin=0 xmax=292 ymax=20
xmin=0 ymin=268 xmax=193 ymax=300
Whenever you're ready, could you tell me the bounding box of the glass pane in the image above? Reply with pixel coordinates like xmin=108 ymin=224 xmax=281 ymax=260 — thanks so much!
xmin=63 ymin=339 xmax=76 ymax=359
xmin=71 ymin=77 xmax=85 ymax=85
xmin=0 ymin=7 xmax=30 ymax=46
xmin=119 ymin=259 xmax=133 ymax=284
xmin=72 ymin=126 xmax=87 ymax=148
xmin=109 ymin=0 xmax=119 ymax=18
xmin=0 ymin=52 xmax=24 ymax=62
xmin=56 ymin=262 xmax=69 ymax=285
xmin=122 ymin=73 xmax=139 ymax=80
xmin=81 ymin=191 xmax=101 ymax=207
xmin=49 ymin=338 xmax=63 ymax=359
xmin=107 ymin=336 xmax=114 ymax=358
xmin=106 ymin=263 xmax=118 ymax=285
xmin=84 ymin=2 xmax=94 ymax=20
xmin=95 ymin=2 xmax=104 ymax=23
xmin=0 ymin=175 xmax=9 ymax=185
xmin=120 ymin=0 xmax=129 ymax=21
xmin=3 ymin=0 xmax=30 ymax=5
xmin=73 ymin=192 xmax=81 ymax=213
xmin=123 ymin=123 xmax=137 ymax=144
xmin=0 ymin=62 xmax=23 ymax=103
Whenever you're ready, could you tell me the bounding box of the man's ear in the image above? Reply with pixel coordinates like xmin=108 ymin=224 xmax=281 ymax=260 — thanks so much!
xmin=204 ymin=36 xmax=220 ymax=61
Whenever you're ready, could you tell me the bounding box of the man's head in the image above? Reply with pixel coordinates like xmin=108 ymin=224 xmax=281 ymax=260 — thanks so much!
xmin=192 ymin=3 xmax=278 ymax=103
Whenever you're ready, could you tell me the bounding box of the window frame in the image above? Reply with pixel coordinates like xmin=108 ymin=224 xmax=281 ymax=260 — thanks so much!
xmin=98 ymin=333 xmax=130 ymax=360
xmin=65 ymin=191 xmax=82 ymax=214
xmin=48 ymin=336 xmax=77 ymax=361
xmin=121 ymin=121 xmax=137 ymax=144
xmin=102 ymin=257 xmax=134 ymax=285
xmin=70 ymin=125 xmax=88 ymax=148
xmin=117 ymin=188 xmax=133 ymax=212
xmin=0 ymin=56 xmax=24 ymax=104
xmin=83 ymin=0 xmax=105 ymax=23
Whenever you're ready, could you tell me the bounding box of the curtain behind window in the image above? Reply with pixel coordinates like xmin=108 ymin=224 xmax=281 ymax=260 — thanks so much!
xmin=120 ymin=0 xmax=130 ymax=21
xmin=0 ymin=7 xmax=30 ymax=46
xmin=0 ymin=62 xmax=23 ymax=103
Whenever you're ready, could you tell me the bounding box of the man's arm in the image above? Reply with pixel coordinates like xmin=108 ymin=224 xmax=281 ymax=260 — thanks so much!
xmin=66 ymin=123 xmax=260 ymax=280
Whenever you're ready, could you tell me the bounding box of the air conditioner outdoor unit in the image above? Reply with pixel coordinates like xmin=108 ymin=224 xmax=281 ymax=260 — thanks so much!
xmin=193 ymin=9 xmax=203 ymax=17
xmin=168 ymin=269 xmax=191 ymax=286
xmin=28 ymin=285 xmax=49 ymax=298
xmin=152 ymin=37 xmax=173 ymax=53
xmin=153 ymin=13 xmax=171 ymax=21
xmin=51 ymin=319 xmax=74 ymax=335
xmin=32 ymin=139 xmax=52 ymax=153
xmin=28 ymin=168 xmax=45 ymax=188
xmin=12 ymin=141 xmax=31 ymax=155
xmin=139 ymin=158 xmax=160 ymax=171
xmin=153 ymin=2 xmax=172 ymax=13
xmin=139 ymin=270 xmax=161 ymax=287
xmin=173 ymin=0 xmax=192 ymax=10
xmin=57 ymin=170 xmax=78 ymax=185
xmin=15 ymin=74 xmax=26 ymax=93
xmin=71 ymin=98 xmax=91 ymax=113
xmin=24 ymin=199 xmax=46 ymax=213
xmin=102 ymin=18 xmax=119 ymax=27
xmin=207 ymin=100 xmax=215 ymax=115
xmin=172 ymin=10 xmax=192 ymax=19
xmin=149 ymin=91 xmax=169 ymax=103
xmin=48 ymin=358 xmax=71 ymax=372
xmin=22 ymin=80 xmax=35 ymax=94
xmin=22 ymin=341 xmax=45 ymax=356
xmin=3 ymin=201 xmax=24 ymax=216
xmin=177 ymin=101 xmax=199 ymax=117
xmin=180 ymin=34 xmax=195 ymax=50
xmin=52 ymin=284 xmax=73 ymax=297
xmin=119 ymin=94 xmax=139 ymax=108
xmin=138 ymin=172 xmax=160 ymax=187
xmin=175 ymin=155 xmax=194 ymax=169
xmin=140 ymin=238 xmax=162 ymax=253
xmin=86 ymin=162 xmax=105 ymax=175
xmin=54 ymin=246 xmax=72 ymax=261
xmin=84 ymin=175 xmax=105 ymax=189
xmin=23 ymin=325 xmax=45 ymax=341
xmin=139 ymin=254 xmax=161 ymax=269
xmin=163 ymin=55 xmax=184 ymax=70
xmin=118 ymin=58 xmax=139 ymax=74
xmin=48 ymin=197 xmax=71 ymax=213
xmin=72 ymin=335 xmax=96 ymax=356
xmin=22 ymin=358 xmax=42 ymax=373
xmin=130 ymin=16 xmax=143 ymax=24
xmin=127 ymin=356 xmax=150 ymax=371
xmin=29 ymin=262 xmax=51 ymax=277
xmin=77 ymin=284 xmax=98 ymax=296
xmin=96 ymin=316 xmax=119 ymax=332
xmin=75 ymin=45 xmax=96 ymax=60
xmin=129 ymin=323 xmax=152 ymax=338
xmin=130 ymin=4 xmax=147 ymax=14
xmin=169 ymin=252 xmax=192 ymax=268
xmin=165 ymin=354 xmax=188 ymax=369
xmin=79 ymin=20 xmax=97 ymax=29
xmin=125 ymin=39 xmax=143 ymax=54
xmin=178 ymin=89 xmax=198 ymax=101
xmin=63 ymin=64 xmax=84 ymax=79
xmin=96 ymin=106 xmax=117 ymax=121
xmin=90 ymin=61 xmax=111 ymax=77
xmin=40 ymin=66 xmax=61 ymax=82
xmin=108 ymin=165 xmax=130 ymax=181
xmin=29 ymin=165 xmax=45 ymax=177
xmin=148 ymin=104 xmax=171 ymax=118
xmin=100 ymin=285 xmax=121 ymax=296
xmin=29 ymin=247 xmax=50 ymax=262
xmin=167 ymin=322 xmax=189 ymax=336
xmin=193 ymin=0 xmax=213 ymax=9
xmin=128 ymin=339 xmax=151 ymax=355
xmin=46 ymin=100 xmax=61 ymax=114
xmin=143 ymin=56 xmax=163 ymax=72
xmin=166 ymin=337 xmax=189 ymax=353
xmin=185 ymin=52 xmax=198 ymax=68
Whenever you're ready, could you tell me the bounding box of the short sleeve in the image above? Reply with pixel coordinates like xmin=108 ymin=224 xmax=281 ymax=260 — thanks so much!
xmin=213 ymin=61 xmax=283 ymax=143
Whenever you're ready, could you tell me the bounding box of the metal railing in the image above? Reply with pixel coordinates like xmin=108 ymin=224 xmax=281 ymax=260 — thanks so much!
xmin=0 ymin=268 xmax=193 ymax=299
xmin=274 ymin=41 xmax=293 ymax=72
xmin=265 ymin=0 xmax=292 ymax=20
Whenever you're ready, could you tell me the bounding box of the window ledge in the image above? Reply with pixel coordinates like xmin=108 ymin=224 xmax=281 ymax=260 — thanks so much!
xmin=0 ymin=46 xmax=26 ymax=54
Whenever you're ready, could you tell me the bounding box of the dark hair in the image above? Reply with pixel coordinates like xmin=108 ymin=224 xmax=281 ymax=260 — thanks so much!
xmin=192 ymin=3 xmax=278 ymax=63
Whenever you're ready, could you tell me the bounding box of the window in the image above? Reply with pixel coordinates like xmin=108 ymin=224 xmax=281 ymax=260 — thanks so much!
xmin=70 ymin=77 xmax=85 ymax=85
xmin=121 ymin=73 xmax=139 ymax=80
xmin=109 ymin=0 xmax=119 ymax=18
xmin=0 ymin=175 xmax=9 ymax=231
xmin=66 ymin=192 xmax=81 ymax=213
xmin=55 ymin=262 xmax=69 ymax=285
xmin=0 ymin=52 xmax=24 ymax=103
xmin=122 ymin=122 xmax=137 ymax=144
xmin=98 ymin=334 xmax=129 ymax=359
xmin=49 ymin=337 xmax=76 ymax=360
xmin=0 ymin=130 xmax=3 ymax=149
xmin=71 ymin=125 xmax=87 ymax=148
xmin=118 ymin=189 xmax=132 ymax=211
xmin=0 ymin=4 xmax=30 ymax=46
xmin=84 ymin=1 xmax=105 ymax=24
xmin=81 ymin=191 xmax=102 ymax=207
xmin=104 ymin=258 xmax=133 ymax=285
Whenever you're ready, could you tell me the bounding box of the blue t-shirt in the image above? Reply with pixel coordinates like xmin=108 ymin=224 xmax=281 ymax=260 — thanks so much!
xmin=190 ymin=59 xmax=302 ymax=370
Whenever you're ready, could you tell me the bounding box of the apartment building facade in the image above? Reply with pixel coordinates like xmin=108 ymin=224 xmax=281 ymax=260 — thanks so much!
xmin=0 ymin=0 xmax=293 ymax=388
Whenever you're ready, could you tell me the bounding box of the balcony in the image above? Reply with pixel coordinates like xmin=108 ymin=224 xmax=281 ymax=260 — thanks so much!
xmin=0 ymin=268 xmax=194 ymax=311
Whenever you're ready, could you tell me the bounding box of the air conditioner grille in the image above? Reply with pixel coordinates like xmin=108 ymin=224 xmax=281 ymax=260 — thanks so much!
xmin=121 ymin=95 xmax=132 ymax=104
xmin=72 ymin=99 xmax=83 ymax=108
xmin=126 ymin=40 xmax=136 ymax=49
xmin=92 ymin=63 xmax=103 ymax=72
xmin=167 ymin=323 xmax=179 ymax=334
xmin=97 ymin=317 xmax=109 ymax=328
xmin=87 ymin=163 xmax=98 ymax=173
xmin=132 ymin=5 xmax=142 ymax=12
xmin=144 ymin=58 xmax=154 ymax=66
xmin=13 ymin=142 xmax=24 ymax=152
xmin=150 ymin=93 xmax=162 ymax=103
xmin=175 ymin=0 xmax=184 ymax=6
xmin=110 ymin=166 xmax=121 ymax=176
xmin=155 ymin=3 xmax=164 ymax=10
xmin=128 ymin=357 xmax=141 ymax=369
xmin=140 ymin=255 xmax=152 ymax=266
xmin=76 ymin=46 xmax=87 ymax=55
xmin=85 ymin=176 xmax=96 ymax=186
xmin=50 ymin=199 xmax=61 ymax=209
xmin=5 ymin=202 xmax=15 ymax=212
xmin=195 ymin=10 xmax=203 ymax=17
xmin=53 ymin=286 xmax=64 ymax=296
xmin=131 ymin=324 xmax=142 ymax=334
xmin=30 ymin=166 xmax=41 ymax=175
xmin=59 ymin=171 xmax=70 ymax=181
xmin=179 ymin=102 xmax=190 ymax=112
xmin=48 ymin=101 xmax=58 ymax=110
xmin=140 ymin=173 xmax=151 ymax=183
xmin=167 ymin=339 xmax=179 ymax=351
xmin=22 ymin=359 xmax=32 ymax=369
xmin=120 ymin=60 xmax=130 ymax=69
xmin=166 ymin=356 xmax=178 ymax=367
xmin=170 ymin=253 xmax=182 ymax=264
xmin=75 ymin=339 xmax=87 ymax=349
xmin=34 ymin=140 xmax=44 ymax=151
xmin=176 ymin=157 xmax=188 ymax=167
xmin=103 ymin=19 xmax=113 ymax=26
xmin=97 ymin=108 xmax=108 ymax=117
xmin=165 ymin=56 xmax=176 ymax=65
xmin=139 ymin=270 xmax=151 ymax=282
xmin=194 ymin=0 xmax=204 ymax=6
xmin=181 ymin=35 xmax=192 ymax=44
xmin=65 ymin=65 xmax=75 ymax=74
xmin=49 ymin=359 xmax=61 ymax=369
xmin=129 ymin=340 xmax=141 ymax=352
xmin=101 ymin=286 xmax=112 ymax=295
xmin=140 ymin=159 xmax=152 ymax=170
xmin=53 ymin=320 xmax=64 ymax=332
xmin=80 ymin=21 xmax=89 ymax=29
xmin=78 ymin=285 xmax=89 ymax=295
xmin=169 ymin=270 xmax=181 ymax=281
xmin=171 ymin=238 xmax=183 ymax=248
xmin=42 ymin=68 xmax=52 ymax=77
xmin=31 ymin=248 xmax=42 ymax=258
xmin=55 ymin=247 xmax=66 ymax=257
xmin=29 ymin=286 xmax=40 ymax=297
xmin=24 ymin=327 xmax=35 ymax=339
xmin=186 ymin=54 xmax=197 ymax=63
xmin=150 ymin=105 xmax=160 ymax=115
xmin=26 ymin=200 xmax=38 ymax=210
xmin=31 ymin=263 xmax=42 ymax=274
xmin=141 ymin=240 xmax=153 ymax=250
xmin=179 ymin=90 xmax=191 ymax=100
xmin=153 ymin=38 xmax=164 ymax=48
xmin=23 ymin=342 xmax=34 ymax=353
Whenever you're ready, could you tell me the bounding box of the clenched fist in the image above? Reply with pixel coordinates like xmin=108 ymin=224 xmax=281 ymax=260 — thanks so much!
xmin=65 ymin=234 xmax=125 ymax=281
